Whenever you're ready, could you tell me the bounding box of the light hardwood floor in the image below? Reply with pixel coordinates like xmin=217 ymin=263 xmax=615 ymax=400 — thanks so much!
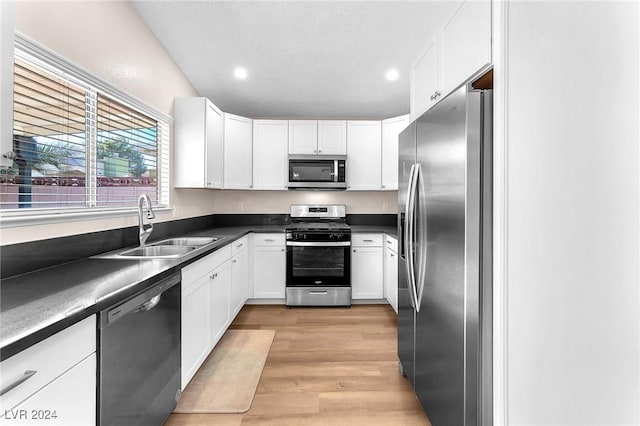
xmin=165 ymin=304 xmax=430 ymax=426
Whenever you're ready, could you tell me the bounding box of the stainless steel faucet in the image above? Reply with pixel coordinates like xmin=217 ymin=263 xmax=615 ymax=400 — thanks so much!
xmin=138 ymin=194 xmax=156 ymax=247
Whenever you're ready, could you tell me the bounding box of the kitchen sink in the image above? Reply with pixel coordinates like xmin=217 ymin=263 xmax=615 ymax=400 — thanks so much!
xmin=95 ymin=236 xmax=224 ymax=259
xmin=117 ymin=245 xmax=196 ymax=258
xmin=149 ymin=237 xmax=221 ymax=247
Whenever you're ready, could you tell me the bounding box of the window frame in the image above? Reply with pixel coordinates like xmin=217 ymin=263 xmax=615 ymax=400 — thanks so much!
xmin=1 ymin=33 xmax=172 ymax=227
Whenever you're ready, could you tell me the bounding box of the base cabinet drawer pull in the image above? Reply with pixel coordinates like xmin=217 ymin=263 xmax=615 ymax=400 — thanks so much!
xmin=363 ymin=239 xmax=373 ymax=242
xmin=309 ymin=291 xmax=328 ymax=295
xmin=264 ymin=239 xmax=275 ymax=242
xmin=1 ymin=370 xmax=37 ymax=396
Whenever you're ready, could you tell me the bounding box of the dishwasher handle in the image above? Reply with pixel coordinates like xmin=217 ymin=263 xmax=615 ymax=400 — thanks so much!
xmin=134 ymin=295 xmax=162 ymax=313
xmin=101 ymin=272 xmax=180 ymax=328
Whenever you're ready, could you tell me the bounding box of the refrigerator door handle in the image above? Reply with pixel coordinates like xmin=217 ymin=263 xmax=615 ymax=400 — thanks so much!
xmin=414 ymin=164 xmax=427 ymax=310
xmin=405 ymin=163 xmax=419 ymax=310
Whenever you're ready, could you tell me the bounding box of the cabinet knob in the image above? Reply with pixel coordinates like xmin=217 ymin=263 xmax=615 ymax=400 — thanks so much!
xmin=318 ymin=150 xmax=322 ymax=153
xmin=233 ymin=259 xmax=237 ymax=264
xmin=353 ymin=249 xmax=357 ymax=253
xmin=314 ymin=150 xmax=317 ymax=154
xmin=281 ymin=249 xmax=285 ymax=252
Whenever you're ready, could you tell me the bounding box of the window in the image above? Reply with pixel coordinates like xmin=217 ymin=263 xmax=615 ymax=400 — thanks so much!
xmin=0 ymin=37 xmax=170 ymax=217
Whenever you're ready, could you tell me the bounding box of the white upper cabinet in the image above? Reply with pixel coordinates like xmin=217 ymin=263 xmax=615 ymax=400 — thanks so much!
xmin=288 ymin=120 xmax=318 ymax=154
xmin=288 ymin=120 xmax=347 ymax=155
xmin=441 ymin=0 xmax=492 ymax=97
xmin=381 ymin=114 xmax=410 ymax=190
xmin=346 ymin=121 xmax=381 ymax=191
xmin=411 ymin=39 xmax=441 ymax=121
xmin=223 ymin=113 xmax=253 ymax=189
xmin=174 ymin=97 xmax=224 ymax=188
xmin=410 ymin=0 xmax=492 ymax=120
xmin=253 ymin=120 xmax=288 ymax=190
xmin=317 ymin=120 xmax=347 ymax=155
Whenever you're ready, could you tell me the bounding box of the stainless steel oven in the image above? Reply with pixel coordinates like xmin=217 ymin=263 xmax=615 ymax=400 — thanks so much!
xmin=285 ymin=205 xmax=351 ymax=307
xmin=287 ymin=155 xmax=347 ymax=190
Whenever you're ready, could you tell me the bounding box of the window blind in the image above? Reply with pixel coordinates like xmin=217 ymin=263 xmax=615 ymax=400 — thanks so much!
xmin=1 ymin=43 xmax=170 ymax=213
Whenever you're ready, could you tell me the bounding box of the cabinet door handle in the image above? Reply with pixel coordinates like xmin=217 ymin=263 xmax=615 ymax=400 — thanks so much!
xmin=0 ymin=370 xmax=37 ymax=396
xmin=210 ymin=273 xmax=218 ymax=280
xmin=390 ymin=253 xmax=395 ymax=257
xmin=236 ymin=243 xmax=244 ymax=248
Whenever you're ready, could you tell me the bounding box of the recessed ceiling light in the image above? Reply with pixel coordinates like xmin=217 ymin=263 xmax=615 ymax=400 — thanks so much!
xmin=386 ymin=69 xmax=399 ymax=81
xmin=234 ymin=67 xmax=248 ymax=80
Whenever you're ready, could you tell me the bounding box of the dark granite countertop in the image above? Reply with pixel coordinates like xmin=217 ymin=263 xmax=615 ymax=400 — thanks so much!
xmin=0 ymin=225 xmax=285 ymax=360
xmin=1 ymin=223 xmax=395 ymax=360
xmin=351 ymin=225 xmax=398 ymax=238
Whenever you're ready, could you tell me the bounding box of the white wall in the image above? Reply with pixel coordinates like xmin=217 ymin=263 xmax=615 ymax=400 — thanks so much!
xmin=3 ymin=0 xmax=214 ymax=244
xmin=499 ymin=1 xmax=639 ymax=424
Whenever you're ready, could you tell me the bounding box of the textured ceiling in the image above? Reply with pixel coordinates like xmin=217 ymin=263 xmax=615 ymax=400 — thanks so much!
xmin=132 ymin=1 xmax=460 ymax=119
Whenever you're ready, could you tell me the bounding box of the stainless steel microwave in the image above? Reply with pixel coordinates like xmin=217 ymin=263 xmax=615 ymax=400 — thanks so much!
xmin=287 ymin=155 xmax=347 ymax=190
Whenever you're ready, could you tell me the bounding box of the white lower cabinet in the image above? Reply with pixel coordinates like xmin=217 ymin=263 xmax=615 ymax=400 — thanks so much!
xmin=4 ymin=354 xmax=96 ymax=425
xmin=230 ymin=237 xmax=250 ymax=317
xmin=181 ymin=245 xmax=232 ymax=388
xmin=210 ymin=260 xmax=232 ymax=346
xmin=181 ymin=272 xmax=212 ymax=388
xmin=252 ymin=234 xmax=286 ymax=299
xmin=0 ymin=315 xmax=96 ymax=426
xmin=351 ymin=234 xmax=384 ymax=299
xmin=383 ymin=235 xmax=398 ymax=313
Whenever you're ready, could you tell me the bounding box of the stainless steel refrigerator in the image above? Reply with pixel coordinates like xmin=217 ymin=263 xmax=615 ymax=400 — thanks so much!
xmin=398 ymin=83 xmax=493 ymax=425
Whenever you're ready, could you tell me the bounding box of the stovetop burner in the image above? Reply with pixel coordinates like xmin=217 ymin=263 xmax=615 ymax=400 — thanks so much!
xmin=286 ymin=204 xmax=350 ymax=232
xmin=286 ymin=221 xmax=351 ymax=232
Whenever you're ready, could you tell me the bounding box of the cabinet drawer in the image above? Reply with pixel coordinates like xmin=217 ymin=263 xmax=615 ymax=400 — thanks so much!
xmin=0 ymin=315 xmax=96 ymax=414
xmin=182 ymin=245 xmax=232 ymax=283
xmin=352 ymin=234 xmax=383 ymax=247
xmin=231 ymin=236 xmax=249 ymax=256
xmin=4 ymin=354 xmax=97 ymax=425
xmin=253 ymin=233 xmax=285 ymax=246
xmin=384 ymin=235 xmax=398 ymax=253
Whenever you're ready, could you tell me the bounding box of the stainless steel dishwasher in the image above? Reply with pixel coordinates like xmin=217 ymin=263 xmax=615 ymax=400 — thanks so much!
xmin=99 ymin=272 xmax=181 ymax=426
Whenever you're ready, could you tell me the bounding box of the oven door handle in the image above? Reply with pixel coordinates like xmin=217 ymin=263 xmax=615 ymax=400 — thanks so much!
xmin=286 ymin=241 xmax=351 ymax=247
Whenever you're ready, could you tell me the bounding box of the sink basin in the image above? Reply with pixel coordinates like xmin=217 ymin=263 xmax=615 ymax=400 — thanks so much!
xmin=117 ymin=245 xmax=196 ymax=258
xmin=149 ymin=237 xmax=220 ymax=247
